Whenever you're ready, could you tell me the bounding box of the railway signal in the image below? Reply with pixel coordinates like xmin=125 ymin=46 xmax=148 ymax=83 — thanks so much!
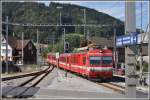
xmin=65 ymin=42 xmax=69 ymax=53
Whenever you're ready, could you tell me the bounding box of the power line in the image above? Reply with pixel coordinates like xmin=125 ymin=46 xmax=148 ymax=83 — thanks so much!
xmin=2 ymin=22 xmax=112 ymax=27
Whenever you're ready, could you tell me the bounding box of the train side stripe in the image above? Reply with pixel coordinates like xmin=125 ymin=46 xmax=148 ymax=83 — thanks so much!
xmin=59 ymin=61 xmax=112 ymax=72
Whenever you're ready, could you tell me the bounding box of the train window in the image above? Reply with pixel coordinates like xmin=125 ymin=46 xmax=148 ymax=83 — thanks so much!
xmin=102 ymin=57 xmax=112 ymax=65
xmin=90 ymin=56 xmax=101 ymax=65
xmin=83 ymin=57 xmax=86 ymax=65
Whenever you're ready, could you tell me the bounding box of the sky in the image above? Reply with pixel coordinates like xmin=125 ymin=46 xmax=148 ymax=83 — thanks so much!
xmin=39 ymin=1 xmax=149 ymax=32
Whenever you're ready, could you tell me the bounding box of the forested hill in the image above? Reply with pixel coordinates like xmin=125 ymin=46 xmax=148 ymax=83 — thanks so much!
xmin=2 ymin=2 xmax=125 ymax=43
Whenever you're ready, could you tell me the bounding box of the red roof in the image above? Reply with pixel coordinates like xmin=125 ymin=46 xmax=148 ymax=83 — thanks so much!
xmin=6 ymin=36 xmax=32 ymax=50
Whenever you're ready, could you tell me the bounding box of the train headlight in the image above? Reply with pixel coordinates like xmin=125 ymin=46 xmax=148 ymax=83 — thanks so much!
xmin=99 ymin=51 xmax=103 ymax=53
xmin=87 ymin=68 xmax=91 ymax=71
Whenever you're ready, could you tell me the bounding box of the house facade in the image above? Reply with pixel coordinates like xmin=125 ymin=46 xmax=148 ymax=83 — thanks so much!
xmin=14 ymin=40 xmax=37 ymax=64
xmin=1 ymin=35 xmax=13 ymax=61
xmin=1 ymin=35 xmax=37 ymax=64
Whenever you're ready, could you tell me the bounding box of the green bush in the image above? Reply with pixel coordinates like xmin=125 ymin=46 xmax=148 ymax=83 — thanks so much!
xmin=136 ymin=61 xmax=148 ymax=72
xmin=143 ymin=61 xmax=148 ymax=72
xmin=44 ymin=33 xmax=85 ymax=54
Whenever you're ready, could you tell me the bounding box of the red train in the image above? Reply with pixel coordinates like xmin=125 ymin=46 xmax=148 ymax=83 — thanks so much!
xmin=47 ymin=49 xmax=113 ymax=80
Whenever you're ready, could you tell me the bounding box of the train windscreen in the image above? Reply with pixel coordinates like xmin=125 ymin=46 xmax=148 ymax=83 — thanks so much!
xmin=90 ymin=56 xmax=101 ymax=65
xmin=102 ymin=56 xmax=112 ymax=65
xmin=90 ymin=56 xmax=112 ymax=66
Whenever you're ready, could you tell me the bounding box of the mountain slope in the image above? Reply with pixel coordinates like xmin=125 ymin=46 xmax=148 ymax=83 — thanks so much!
xmin=2 ymin=2 xmax=124 ymax=43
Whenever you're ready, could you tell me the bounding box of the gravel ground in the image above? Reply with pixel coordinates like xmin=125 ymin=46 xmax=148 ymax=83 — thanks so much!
xmin=2 ymin=65 xmax=42 ymax=78
xmin=1 ymin=66 xmax=49 ymax=87
xmin=2 ymin=76 xmax=34 ymax=87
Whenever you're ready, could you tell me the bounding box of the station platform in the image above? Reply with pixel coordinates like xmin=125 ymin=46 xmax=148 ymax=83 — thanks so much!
xmin=34 ymin=68 xmax=125 ymax=98
xmin=34 ymin=88 xmax=125 ymax=98
xmin=113 ymin=74 xmax=125 ymax=78
xmin=113 ymin=74 xmax=149 ymax=96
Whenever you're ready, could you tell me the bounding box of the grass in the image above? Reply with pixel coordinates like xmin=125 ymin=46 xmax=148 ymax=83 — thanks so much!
xmin=2 ymin=64 xmax=41 ymax=76
xmin=23 ymin=64 xmax=40 ymax=68
xmin=2 ymin=71 xmax=20 ymax=76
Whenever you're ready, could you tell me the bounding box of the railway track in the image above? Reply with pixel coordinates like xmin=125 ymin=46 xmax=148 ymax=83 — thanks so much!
xmin=2 ymin=66 xmax=50 ymax=81
xmin=19 ymin=66 xmax=54 ymax=87
xmin=97 ymin=82 xmax=125 ymax=94
xmin=2 ymin=66 xmax=54 ymax=98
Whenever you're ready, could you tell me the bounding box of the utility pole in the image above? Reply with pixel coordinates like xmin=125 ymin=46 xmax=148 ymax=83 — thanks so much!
xmin=22 ymin=32 xmax=24 ymax=66
xmin=63 ymin=28 xmax=68 ymax=77
xmin=52 ymin=32 xmax=55 ymax=51
xmin=87 ymin=29 xmax=90 ymax=47
xmin=113 ymin=21 xmax=117 ymax=73
xmin=63 ymin=28 xmax=66 ymax=53
xmin=6 ymin=16 xmax=8 ymax=74
xmin=57 ymin=6 xmax=62 ymax=25
xmin=56 ymin=52 xmax=60 ymax=82
xmin=148 ymin=1 xmax=150 ymax=92
xmin=60 ymin=10 xmax=62 ymax=25
xmin=125 ymin=1 xmax=138 ymax=98
xmin=36 ymin=29 xmax=39 ymax=65
xmin=84 ymin=9 xmax=86 ymax=39
xmin=139 ymin=1 xmax=143 ymax=84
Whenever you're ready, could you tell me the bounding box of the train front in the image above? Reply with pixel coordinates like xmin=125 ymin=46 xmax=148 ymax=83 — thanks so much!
xmin=87 ymin=49 xmax=113 ymax=80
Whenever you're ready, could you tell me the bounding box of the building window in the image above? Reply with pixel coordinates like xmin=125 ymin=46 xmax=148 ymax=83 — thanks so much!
xmin=2 ymin=43 xmax=6 ymax=46
xmin=28 ymin=44 xmax=32 ymax=50
xmin=2 ymin=49 xmax=11 ymax=54
xmin=19 ymin=51 xmax=22 ymax=55
xmin=2 ymin=38 xmax=5 ymax=42
xmin=1 ymin=56 xmax=3 ymax=60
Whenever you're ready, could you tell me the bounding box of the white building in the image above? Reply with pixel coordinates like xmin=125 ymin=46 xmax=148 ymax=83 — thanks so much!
xmin=1 ymin=35 xmax=13 ymax=61
xmin=137 ymin=33 xmax=149 ymax=63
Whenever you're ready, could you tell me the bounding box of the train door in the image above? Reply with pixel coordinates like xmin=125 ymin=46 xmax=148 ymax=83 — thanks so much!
xmin=82 ymin=54 xmax=87 ymax=75
xmin=69 ymin=54 xmax=72 ymax=71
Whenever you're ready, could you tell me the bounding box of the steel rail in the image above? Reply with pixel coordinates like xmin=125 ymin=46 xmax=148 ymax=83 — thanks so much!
xmin=2 ymin=66 xmax=54 ymax=98
xmin=97 ymin=82 xmax=125 ymax=94
xmin=2 ymin=66 xmax=49 ymax=81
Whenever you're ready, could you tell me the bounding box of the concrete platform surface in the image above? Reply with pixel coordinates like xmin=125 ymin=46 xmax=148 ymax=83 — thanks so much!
xmin=34 ymin=68 xmax=125 ymax=98
xmin=34 ymin=88 xmax=125 ymax=98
